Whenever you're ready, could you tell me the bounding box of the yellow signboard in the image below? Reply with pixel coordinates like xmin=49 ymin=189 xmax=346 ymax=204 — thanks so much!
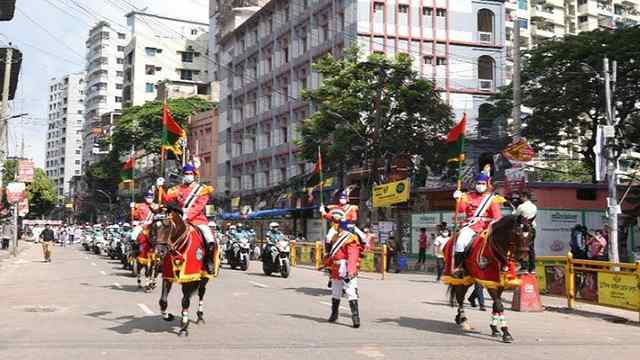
xmin=360 ymin=252 xmax=376 ymax=272
xmin=299 ymin=246 xmax=311 ymax=264
xmin=372 ymin=179 xmax=410 ymax=208
xmin=597 ymin=272 xmax=639 ymax=310
xmin=231 ymin=197 xmax=240 ymax=209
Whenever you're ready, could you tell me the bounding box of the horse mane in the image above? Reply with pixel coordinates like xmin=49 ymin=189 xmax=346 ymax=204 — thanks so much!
xmin=490 ymin=215 xmax=519 ymax=235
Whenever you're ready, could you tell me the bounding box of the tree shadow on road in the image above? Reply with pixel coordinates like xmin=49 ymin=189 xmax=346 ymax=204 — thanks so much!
xmin=284 ymin=287 xmax=332 ymax=297
xmin=85 ymin=310 xmax=178 ymax=335
xmin=101 ymin=284 xmax=144 ymax=293
xmin=280 ymin=313 xmax=352 ymax=327
xmin=376 ymin=316 xmax=501 ymax=342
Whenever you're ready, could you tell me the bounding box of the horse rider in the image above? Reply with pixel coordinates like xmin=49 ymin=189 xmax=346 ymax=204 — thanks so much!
xmin=321 ymin=191 xmax=367 ymax=246
xmin=325 ymin=214 xmax=363 ymax=328
xmin=156 ymin=163 xmax=216 ymax=274
xmin=131 ymin=190 xmax=155 ymax=243
xmin=452 ymin=173 xmax=503 ymax=275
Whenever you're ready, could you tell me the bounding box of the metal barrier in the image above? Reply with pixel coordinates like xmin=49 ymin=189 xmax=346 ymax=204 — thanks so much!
xmin=289 ymin=241 xmax=388 ymax=279
xmin=536 ymin=253 xmax=640 ymax=320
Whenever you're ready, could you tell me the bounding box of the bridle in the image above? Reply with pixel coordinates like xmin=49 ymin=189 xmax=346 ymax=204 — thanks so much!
xmin=153 ymin=209 xmax=189 ymax=256
xmin=488 ymin=216 xmax=529 ymax=266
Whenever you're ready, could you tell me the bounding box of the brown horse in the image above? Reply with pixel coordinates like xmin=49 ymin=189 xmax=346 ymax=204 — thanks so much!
xmin=150 ymin=205 xmax=214 ymax=337
xmin=443 ymin=215 xmax=531 ymax=343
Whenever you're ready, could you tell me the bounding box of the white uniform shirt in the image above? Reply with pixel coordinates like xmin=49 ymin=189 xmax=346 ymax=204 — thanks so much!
xmin=432 ymin=235 xmax=450 ymax=259
xmin=514 ymin=200 xmax=537 ymax=227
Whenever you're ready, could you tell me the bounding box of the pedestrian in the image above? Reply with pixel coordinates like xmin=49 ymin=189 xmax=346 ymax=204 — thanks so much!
xmin=586 ymin=230 xmax=607 ymax=261
xmin=415 ymin=228 xmax=428 ymax=270
xmin=513 ymin=191 xmax=537 ymax=274
xmin=468 ymin=283 xmax=487 ymax=311
xmin=1 ymin=221 xmax=10 ymax=250
xmin=39 ymin=224 xmax=55 ymax=262
xmin=386 ymin=234 xmax=397 ymax=273
xmin=570 ymin=224 xmax=588 ymax=260
xmin=433 ymin=227 xmax=450 ymax=281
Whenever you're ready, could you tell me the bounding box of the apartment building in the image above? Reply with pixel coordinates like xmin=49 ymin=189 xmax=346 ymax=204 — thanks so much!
xmin=122 ymin=11 xmax=210 ymax=107
xmin=214 ymin=0 xmax=506 ymax=198
xmin=83 ymin=21 xmax=129 ymax=171
xmin=45 ymin=73 xmax=86 ymax=196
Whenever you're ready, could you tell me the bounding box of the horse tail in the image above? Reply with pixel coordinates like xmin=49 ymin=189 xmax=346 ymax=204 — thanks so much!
xmin=446 ymin=285 xmax=455 ymax=307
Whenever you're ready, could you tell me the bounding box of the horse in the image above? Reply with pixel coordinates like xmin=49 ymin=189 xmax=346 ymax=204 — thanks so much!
xmin=442 ymin=215 xmax=531 ymax=343
xmin=135 ymin=229 xmax=161 ymax=292
xmin=150 ymin=205 xmax=216 ymax=337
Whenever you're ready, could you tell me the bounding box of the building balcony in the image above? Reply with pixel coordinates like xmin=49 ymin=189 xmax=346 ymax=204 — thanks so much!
xmin=531 ymin=25 xmax=555 ymax=38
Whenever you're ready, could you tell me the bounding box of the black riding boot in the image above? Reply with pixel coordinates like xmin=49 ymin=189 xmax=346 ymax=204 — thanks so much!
xmin=328 ymin=298 xmax=340 ymax=322
xmin=453 ymin=252 xmax=466 ymax=277
xmin=204 ymin=243 xmax=215 ymax=274
xmin=349 ymin=300 xmax=360 ymax=328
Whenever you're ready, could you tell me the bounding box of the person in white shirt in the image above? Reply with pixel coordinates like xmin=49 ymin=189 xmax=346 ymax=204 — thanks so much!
xmin=432 ymin=224 xmax=450 ymax=281
xmin=513 ymin=191 xmax=537 ymax=273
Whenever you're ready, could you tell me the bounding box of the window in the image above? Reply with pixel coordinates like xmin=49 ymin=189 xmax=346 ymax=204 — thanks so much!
xmin=116 ymin=71 xmax=123 ymax=77
xmin=423 ymin=55 xmax=433 ymax=65
xmin=436 ymin=8 xmax=447 ymax=17
xmin=398 ymin=4 xmax=409 ymax=13
xmin=118 ymin=32 xmax=126 ymax=39
xmin=145 ymin=83 xmax=155 ymax=93
xmin=117 ymin=58 xmax=124 ymax=64
xmin=478 ymin=55 xmax=495 ymax=91
xmin=145 ymin=65 xmax=156 ymax=75
xmin=116 ymin=83 xmax=123 ymax=90
xmin=578 ymin=15 xmax=588 ymax=23
xmin=477 ymin=9 xmax=495 ymax=43
xmin=477 ymin=104 xmax=494 ymax=138
xmin=75 ymin=150 xmax=81 ymax=155
xmin=145 ymin=47 xmax=162 ymax=56
xmin=422 ymin=7 xmax=433 ymax=16
xmin=436 ymin=57 xmax=447 ymax=65
xmin=373 ymin=2 xmax=384 ymax=12
xmin=180 ymin=70 xmax=194 ymax=81
xmin=115 ymin=96 xmax=122 ymax=103
xmin=518 ymin=0 xmax=528 ymax=10
xmin=117 ymin=46 xmax=125 ymax=52
xmin=181 ymin=52 xmax=194 ymax=63
xmin=191 ymin=29 xmax=198 ymax=35
xmin=75 ymin=160 xmax=81 ymax=165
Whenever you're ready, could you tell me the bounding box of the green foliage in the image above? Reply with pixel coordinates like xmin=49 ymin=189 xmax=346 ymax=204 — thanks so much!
xmin=491 ymin=27 xmax=640 ymax=167
xmin=110 ymin=97 xmax=214 ymax=158
xmin=298 ymin=47 xmax=453 ymax=181
xmin=529 ymin=160 xmax=593 ymax=183
xmin=1 ymin=161 xmax=57 ymax=218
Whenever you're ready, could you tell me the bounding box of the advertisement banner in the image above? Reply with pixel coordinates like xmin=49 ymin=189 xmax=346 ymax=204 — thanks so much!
xmin=231 ymin=197 xmax=240 ymax=210
xmin=360 ymin=252 xmax=375 ymax=272
xmin=544 ymin=265 xmax=566 ymax=296
xmin=17 ymin=160 xmax=34 ymax=182
xmin=372 ymin=179 xmax=410 ymax=208
xmin=598 ymin=272 xmax=639 ymax=310
xmin=502 ymin=138 xmax=535 ymax=162
xmin=575 ymin=270 xmax=598 ymax=302
xmin=535 ymin=210 xmax=582 ymax=257
xmin=6 ymin=182 xmax=26 ymax=204
xmin=18 ymin=197 xmax=29 ymax=217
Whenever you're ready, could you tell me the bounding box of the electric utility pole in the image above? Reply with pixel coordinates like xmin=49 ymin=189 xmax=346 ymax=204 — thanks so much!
xmin=603 ymin=57 xmax=620 ymax=264
xmin=0 ymin=47 xmax=13 ymax=191
xmin=512 ymin=20 xmax=522 ymax=135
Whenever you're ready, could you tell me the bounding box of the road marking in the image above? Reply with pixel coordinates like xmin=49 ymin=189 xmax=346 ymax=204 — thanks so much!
xmin=84 ymin=256 xmax=88 ymax=260
xmin=137 ymin=303 xmax=154 ymax=315
xmin=91 ymin=262 xmax=96 ymax=266
xmin=113 ymin=282 xmax=122 ymax=289
xmin=99 ymin=270 xmax=106 ymax=275
xmin=249 ymin=281 xmax=269 ymax=288
xmin=319 ymin=301 xmax=348 ymax=311
xmin=355 ymin=347 xmax=385 ymax=358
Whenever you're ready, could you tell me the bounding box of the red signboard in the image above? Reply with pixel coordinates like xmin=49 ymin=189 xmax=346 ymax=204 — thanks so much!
xmin=502 ymin=139 xmax=535 ymax=162
xmin=17 ymin=160 xmax=34 ymax=182
xmin=6 ymin=182 xmax=26 ymax=204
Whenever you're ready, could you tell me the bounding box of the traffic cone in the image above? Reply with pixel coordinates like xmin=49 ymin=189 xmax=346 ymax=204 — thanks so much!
xmin=511 ymin=273 xmax=544 ymax=312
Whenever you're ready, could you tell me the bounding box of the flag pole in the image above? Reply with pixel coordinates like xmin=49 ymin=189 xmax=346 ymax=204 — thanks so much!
xmin=130 ymin=144 xmax=135 ymax=223
xmin=449 ymin=113 xmax=466 ymax=275
xmin=318 ymin=146 xmax=324 ymax=208
xmin=159 ymin=96 xmax=168 ymax=203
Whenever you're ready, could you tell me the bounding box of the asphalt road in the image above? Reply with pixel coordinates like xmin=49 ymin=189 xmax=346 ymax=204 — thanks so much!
xmin=0 ymin=243 xmax=639 ymax=360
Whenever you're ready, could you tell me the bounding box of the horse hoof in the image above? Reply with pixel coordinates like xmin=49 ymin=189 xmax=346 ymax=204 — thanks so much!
xmin=178 ymin=329 xmax=189 ymax=337
xmin=163 ymin=313 xmax=175 ymax=322
xmin=196 ymin=311 xmax=205 ymax=324
xmin=502 ymin=334 xmax=514 ymax=343
xmin=454 ymin=314 xmax=461 ymax=325
xmin=490 ymin=325 xmax=501 ymax=338
xmin=461 ymin=321 xmax=473 ymax=332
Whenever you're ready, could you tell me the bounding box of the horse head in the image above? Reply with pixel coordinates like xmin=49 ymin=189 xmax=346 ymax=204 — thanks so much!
xmin=489 ymin=215 xmax=531 ymax=265
xmin=150 ymin=204 xmax=188 ymax=258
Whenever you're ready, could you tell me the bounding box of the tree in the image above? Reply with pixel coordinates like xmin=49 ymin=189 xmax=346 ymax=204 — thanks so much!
xmin=298 ymin=47 xmax=453 ymax=184
xmin=491 ymin=27 xmax=640 ymax=168
xmin=1 ymin=160 xmax=56 ymax=218
xmin=529 ymin=160 xmax=593 ymax=183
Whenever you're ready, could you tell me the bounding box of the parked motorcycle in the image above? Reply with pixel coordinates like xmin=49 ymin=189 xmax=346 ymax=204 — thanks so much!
xmin=225 ymin=233 xmax=250 ymax=271
xmin=262 ymin=232 xmax=291 ymax=278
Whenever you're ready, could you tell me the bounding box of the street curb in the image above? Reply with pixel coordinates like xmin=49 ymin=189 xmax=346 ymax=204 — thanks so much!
xmin=0 ymin=241 xmax=33 ymax=262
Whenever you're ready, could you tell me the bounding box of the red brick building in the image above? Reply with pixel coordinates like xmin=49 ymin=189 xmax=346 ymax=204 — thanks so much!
xmin=189 ymin=109 xmax=218 ymax=187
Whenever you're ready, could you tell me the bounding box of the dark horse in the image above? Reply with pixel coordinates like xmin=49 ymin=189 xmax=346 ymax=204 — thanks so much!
xmin=150 ymin=206 xmax=213 ymax=337
xmin=444 ymin=215 xmax=531 ymax=343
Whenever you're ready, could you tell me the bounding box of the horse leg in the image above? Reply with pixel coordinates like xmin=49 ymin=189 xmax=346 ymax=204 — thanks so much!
xmin=159 ymin=279 xmax=175 ymax=322
xmin=496 ymin=287 xmax=513 ymax=343
xmin=487 ymin=288 xmax=502 ymax=337
xmin=455 ymin=285 xmax=472 ymax=331
xmin=195 ymin=278 xmax=209 ymax=324
xmin=178 ymin=282 xmax=198 ymax=336
xmin=137 ymin=263 xmax=143 ymax=289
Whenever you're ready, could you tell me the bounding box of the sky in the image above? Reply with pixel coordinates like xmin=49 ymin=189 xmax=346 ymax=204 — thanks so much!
xmin=1 ymin=0 xmax=209 ymax=168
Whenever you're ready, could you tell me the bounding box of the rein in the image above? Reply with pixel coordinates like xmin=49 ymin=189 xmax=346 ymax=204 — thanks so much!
xmin=160 ymin=213 xmax=190 ymax=256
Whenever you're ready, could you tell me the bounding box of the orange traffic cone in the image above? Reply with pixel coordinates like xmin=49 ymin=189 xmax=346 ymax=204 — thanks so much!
xmin=512 ymin=273 xmax=544 ymax=312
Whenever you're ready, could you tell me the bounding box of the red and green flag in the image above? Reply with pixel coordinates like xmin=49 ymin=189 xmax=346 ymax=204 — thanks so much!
xmin=446 ymin=113 xmax=466 ymax=164
xmin=161 ymin=100 xmax=187 ymax=156
xmin=120 ymin=156 xmax=134 ymax=183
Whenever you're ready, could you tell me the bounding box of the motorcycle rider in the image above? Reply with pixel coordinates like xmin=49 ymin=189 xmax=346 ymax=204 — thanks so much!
xmin=325 ymin=218 xmax=363 ymax=328
xmin=265 ymin=222 xmax=282 ymax=244
xmin=452 ymin=173 xmax=502 ymax=276
xmin=156 ymin=163 xmax=216 ymax=274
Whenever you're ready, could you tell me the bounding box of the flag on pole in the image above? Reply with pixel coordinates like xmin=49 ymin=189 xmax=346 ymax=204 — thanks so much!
xmin=446 ymin=114 xmax=467 ymax=164
xmin=161 ymin=100 xmax=187 ymax=156
xmin=120 ymin=156 xmax=134 ymax=183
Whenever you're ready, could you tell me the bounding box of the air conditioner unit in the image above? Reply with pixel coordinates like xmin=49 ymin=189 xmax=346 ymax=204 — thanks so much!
xmin=479 ymin=32 xmax=493 ymax=43
xmin=479 ymin=79 xmax=494 ymax=91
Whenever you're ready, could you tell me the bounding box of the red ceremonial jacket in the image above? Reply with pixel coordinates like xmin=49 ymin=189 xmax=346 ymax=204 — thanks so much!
xmin=162 ymin=182 xmax=214 ymax=226
xmin=329 ymin=239 xmax=362 ymax=279
xmin=324 ymin=204 xmax=358 ymax=224
xmin=457 ymin=192 xmax=502 ymax=233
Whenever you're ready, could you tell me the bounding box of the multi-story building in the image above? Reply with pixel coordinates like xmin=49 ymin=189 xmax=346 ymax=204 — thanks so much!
xmin=214 ymin=0 xmax=507 ymax=198
xmin=83 ymin=21 xmax=129 ymax=171
xmin=189 ymin=109 xmax=219 ymax=186
xmin=45 ymin=73 xmax=86 ymax=196
xmin=122 ymin=11 xmax=210 ymax=107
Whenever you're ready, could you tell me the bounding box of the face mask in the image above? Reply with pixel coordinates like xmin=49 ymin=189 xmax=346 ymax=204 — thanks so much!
xmin=339 ymin=199 xmax=347 ymax=205
xmin=183 ymin=175 xmax=195 ymax=184
xmin=145 ymin=198 xmax=153 ymax=204
xmin=475 ymin=184 xmax=487 ymax=193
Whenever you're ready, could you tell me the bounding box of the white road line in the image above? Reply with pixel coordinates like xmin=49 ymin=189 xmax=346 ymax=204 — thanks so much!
xmin=84 ymin=256 xmax=88 ymax=260
xmin=319 ymin=301 xmax=348 ymax=311
xmin=99 ymin=270 xmax=106 ymax=275
xmin=137 ymin=303 xmax=154 ymax=315
xmin=249 ymin=281 xmax=269 ymax=288
xmin=90 ymin=262 xmax=96 ymax=266
xmin=113 ymin=282 xmax=122 ymax=289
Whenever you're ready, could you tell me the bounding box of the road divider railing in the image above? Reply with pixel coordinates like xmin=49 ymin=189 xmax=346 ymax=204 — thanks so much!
xmin=289 ymin=241 xmax=388 ymax=279
xmin=536 ymin=253 xmax=640 ymax=321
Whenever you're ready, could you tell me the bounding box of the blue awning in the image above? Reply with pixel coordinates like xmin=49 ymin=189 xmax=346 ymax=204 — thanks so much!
xmin=217 ymin=206 xmax=318 ymax=220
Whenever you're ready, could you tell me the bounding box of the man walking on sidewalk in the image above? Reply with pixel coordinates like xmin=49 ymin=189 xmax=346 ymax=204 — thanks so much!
xmin=39 ymin=224 xmax=55 ymax=263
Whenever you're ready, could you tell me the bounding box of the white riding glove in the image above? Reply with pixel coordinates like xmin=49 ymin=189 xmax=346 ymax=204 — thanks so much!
xmin=156 ymin=177 xmax=165 ymax=187
xmin=338 ymin=259 xmax=347 ymax=279
xmin=453 ymin=190 xmax=463 ymax=200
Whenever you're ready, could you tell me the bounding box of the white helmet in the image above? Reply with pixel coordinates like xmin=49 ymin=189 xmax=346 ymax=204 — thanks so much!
xmin=269 ymin=222 xmax=279 ymax=229
xmin=229 ymin=225 xmax=237 ymax=230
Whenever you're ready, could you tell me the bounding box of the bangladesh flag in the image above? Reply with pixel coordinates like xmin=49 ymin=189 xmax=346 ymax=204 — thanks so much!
xmin=446 ymin=113 xmax=466 ymax=164
xmin=120 ymin=156 xmax=134 ymax=182
xmin=162 ymin=101 xmax=187 ymax=156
